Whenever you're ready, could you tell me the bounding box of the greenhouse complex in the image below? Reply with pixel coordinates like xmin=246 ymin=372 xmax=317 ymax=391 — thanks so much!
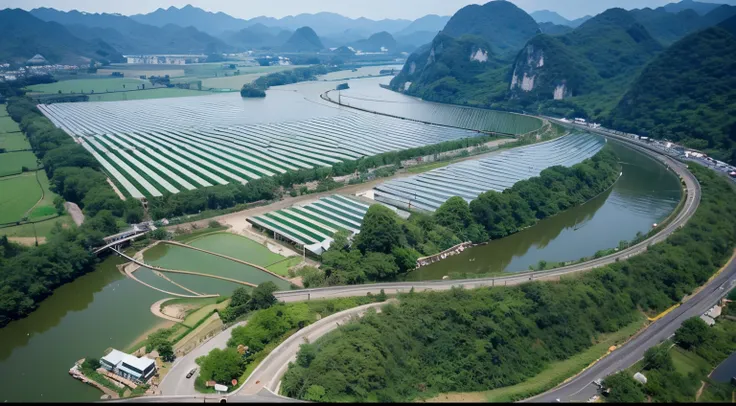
xmin=374 ymin=133 xmax=606 ymax=212
xmin=247 ymin=194 xmax=374 ymax=254
xmin=37 ymin=95 xmax=490 ymax=199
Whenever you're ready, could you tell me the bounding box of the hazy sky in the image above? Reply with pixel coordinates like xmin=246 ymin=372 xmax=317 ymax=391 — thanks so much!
xmin=0 ymin=0 xmax=732 ymax=20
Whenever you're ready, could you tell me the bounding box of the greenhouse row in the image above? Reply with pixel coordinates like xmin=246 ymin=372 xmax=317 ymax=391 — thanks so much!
xmin=40 ymin=101 xmax=484 ymax=199
xmin=374 ymin=133 xmax=606 ymax=212
xmin=247 ymin=195 xmax=372 ymax=254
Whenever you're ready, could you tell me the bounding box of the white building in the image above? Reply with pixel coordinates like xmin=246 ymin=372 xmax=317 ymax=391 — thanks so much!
xmin=700 ymin=314 xmax=716 ymax=327
xmin=100 ymin=349 xmax=157 ymax=383
xmin=706 ymin=305 xmax=722 ymax=319
xmin=125 ymin=55 xmax=206 ymax=65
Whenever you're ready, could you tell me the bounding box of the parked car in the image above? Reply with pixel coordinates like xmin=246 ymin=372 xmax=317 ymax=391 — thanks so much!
xmin=186 ymin=368 xmax=197 ymax=379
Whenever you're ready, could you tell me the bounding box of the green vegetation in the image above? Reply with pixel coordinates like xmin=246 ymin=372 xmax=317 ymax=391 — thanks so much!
xmin=317 ymin=147 xmax=619 ymax=285
xmin=0 ymin=132 xmax=31 ymax=151
xmin=26 ymin=78 xmax=146 ymax=95
xmin=0 ymin=152 xmax=39 ymax=176
xmin=0 ymin=173 xmax=43 ymax=223
xmin=0 ymin=214 xmax=74 ymax=240
xmin=280 ymin=164 xmax=736 ymax=402
xmin=239 ymin=84 xmax=266 ymax=98
xmin=85 ymin=88 xmax=210 ymax=102
xmin=604 ymin=315 xmax=736 ymax=403
xmin=0 ymin=116 xmax=19 ymax=133
xmin=433 ymin=313 xmax=647 ymax=402
xmin=251 ymin=65 xmax=335 ymax=90
xmin=607 ymin=20 xmax=736 ymax=163
xmin=266 ymin=256 xmax=302 ymax=277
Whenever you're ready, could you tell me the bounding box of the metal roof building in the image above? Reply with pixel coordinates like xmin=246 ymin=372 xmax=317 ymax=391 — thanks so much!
xmin=100 ymin=349 xmax=156 ymax=383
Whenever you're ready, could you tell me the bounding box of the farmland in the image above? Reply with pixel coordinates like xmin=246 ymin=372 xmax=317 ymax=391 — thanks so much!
xmin=0 ymin=116 xmax=20 ymax=133
xmin=38 ymin=92 xmax=485 ymax=199
xmin=84 ymin=88 xmax=211 ymax=102
xmin=0 ymin=170 xmax=61 ymax=224
xmin=26 ymin=78 xmax=148 ymax=94
xmin=0 ymin=151 xmax=38 ymax=176
xmin=0 ymin=173 xmax=43 ymax=223
xmin=0 ymin=133 xmax=31 ymax=151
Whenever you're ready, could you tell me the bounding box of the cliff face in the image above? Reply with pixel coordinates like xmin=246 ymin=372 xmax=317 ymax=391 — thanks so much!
xmin=508 ymin=35 xmax=597 ymax=101
xmin=390 ymin=34 xmax=498 ymax=95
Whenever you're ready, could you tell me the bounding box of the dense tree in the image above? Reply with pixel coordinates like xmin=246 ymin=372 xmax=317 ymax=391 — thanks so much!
xmin=354 ymin=205 xmax=404 ymax=254
xmin=248 ymin=282 xmax=278 ymax=310
xmin=158 ymin=341 xmax=175 ymax=362
xmin=674 ymin=317 xmax=714 ymax=350
xmin=196 ymin=348 xmax=244 ymax=385
xmin=603 ymin=372 xmax=646 ymax=403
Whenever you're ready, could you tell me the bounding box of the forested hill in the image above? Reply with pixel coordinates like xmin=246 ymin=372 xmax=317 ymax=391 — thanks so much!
xmin=282 ymin=27 xmax=324 ymax=51
xmin=607 ymin=16 xmax=736 ymax=163
xmin=508 ymin=8 xmax=662 ymax=117
xmin=389 ymin=0 xmax=539 ymax=103
xmin=441 ymin=0 xmax=540 ymax=57
xmin=0 ymin=9 xmax=123 ymax=65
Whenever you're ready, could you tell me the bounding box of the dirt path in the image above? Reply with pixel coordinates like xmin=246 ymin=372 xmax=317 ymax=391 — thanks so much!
xmin=64 ymin=201 xmax=84 ymax=226
xmin=150 ymin=298 xmax=185 ymax=323
xmin=107 ymin=177 xmax=126 ymax=201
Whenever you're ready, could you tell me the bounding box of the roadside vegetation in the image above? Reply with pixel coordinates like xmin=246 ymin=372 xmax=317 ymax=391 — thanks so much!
xmin=279 ymin=164 xmax=736 ymax=402
xmin=193 ymin=283 xmax=388 ymax=393
xmin=604 ymin=310 xmax=736 ymax=403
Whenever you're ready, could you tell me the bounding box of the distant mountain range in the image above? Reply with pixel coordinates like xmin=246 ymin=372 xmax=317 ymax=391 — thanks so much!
xmin=129 ymin=4 xmax=447 ymax=38
xmin=0 ymin=9 xmax=123 ymax=65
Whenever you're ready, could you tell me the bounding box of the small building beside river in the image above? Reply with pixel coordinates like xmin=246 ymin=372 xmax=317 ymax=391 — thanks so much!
xmin=100 ymin=349 xmax=156 ymax=384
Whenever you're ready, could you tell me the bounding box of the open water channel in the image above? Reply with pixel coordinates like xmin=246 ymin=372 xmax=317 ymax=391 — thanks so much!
xmin=0 ymin=74 xmax=682 ymax=402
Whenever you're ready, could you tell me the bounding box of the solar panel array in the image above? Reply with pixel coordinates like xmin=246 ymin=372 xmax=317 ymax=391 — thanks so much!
xmin=374 ymin=133 xmax=606 ymax=212
xmin=248 ymin=195 xmax=370 ymax=246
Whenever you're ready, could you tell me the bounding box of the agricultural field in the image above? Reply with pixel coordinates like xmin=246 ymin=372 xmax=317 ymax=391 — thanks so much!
xmin=26 ymin=78 xmax=148 ymax=94
xmin=0 ymin=116 xmax=20 ymax=133
xmin=0 ymin=173 xmax=43 ymax=223
xmin=96 ymin=67 xmax=186 ymax=78
xmin=85 ymin=88 xmax=212 ymax=102
xmin=0 ymin=170 xmax=62 ymax=224
xmin=0 ymin=133 xmax=31 ymax=151
xmin=248 ymin=195 xmax=371 ymax=248
xmin=199 ymin=66 xmax=296 ymax=90
xmin=38 ymin=93 xmax=482 ymax=199
xmin=0 ymin=214 xmax=73 ymax=241
xmin=374 ymin=133 xmax=605 ymax=212
xmin=0 ymin=151 xmax=39 ymax=176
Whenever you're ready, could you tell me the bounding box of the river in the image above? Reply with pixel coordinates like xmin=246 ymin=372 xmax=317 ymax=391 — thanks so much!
xmin=405 ymin=141 xmax=682 ymax=280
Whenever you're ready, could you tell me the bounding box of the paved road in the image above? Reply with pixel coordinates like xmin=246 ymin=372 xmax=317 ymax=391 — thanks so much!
xmin=158 ymin=321 xmax=247 ymax=396
xmin=231 ymin=300 xmax=393 ymax=397
xmin=531 ymin=256 xmax=736 ymax=403
xmin=64 ymin=202 xmax=84 ymax=226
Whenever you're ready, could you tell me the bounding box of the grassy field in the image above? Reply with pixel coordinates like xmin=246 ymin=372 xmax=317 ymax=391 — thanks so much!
xmin=266 ymin=256 xmax=303 ymax=276
xmin=426 ymin=313 xmax=648 ymax=403
xmin=407 ymin=161 xmax=451 ymax=174
xmin=0 ymin=152 xmax=39 ymax=176
xmin=0 ymin=214 xmax=73 ymax=240
xmin=671 ymin=346 xmax=711 ymax=376
xmin=0 ymin=116 xmax=20 ymax=133
xmin=85 ymin=88 xmax=212 ymax=102
xmin=182 ymin=299 xmax=230 ymax=328
xmin=26 ymin=78 xmax=147 ymax=94
xmin=0 ymin=172 xmax=43 ymax=223
xmin=96 ymin=67 xmax=186 ymax=78
xmin=0 ymin=133 xmax=31 ymax=151
xmin=0 ymin=104 xmax=7 ymax=117
xmin=200 ymin=66 xmax=295 ymax=90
